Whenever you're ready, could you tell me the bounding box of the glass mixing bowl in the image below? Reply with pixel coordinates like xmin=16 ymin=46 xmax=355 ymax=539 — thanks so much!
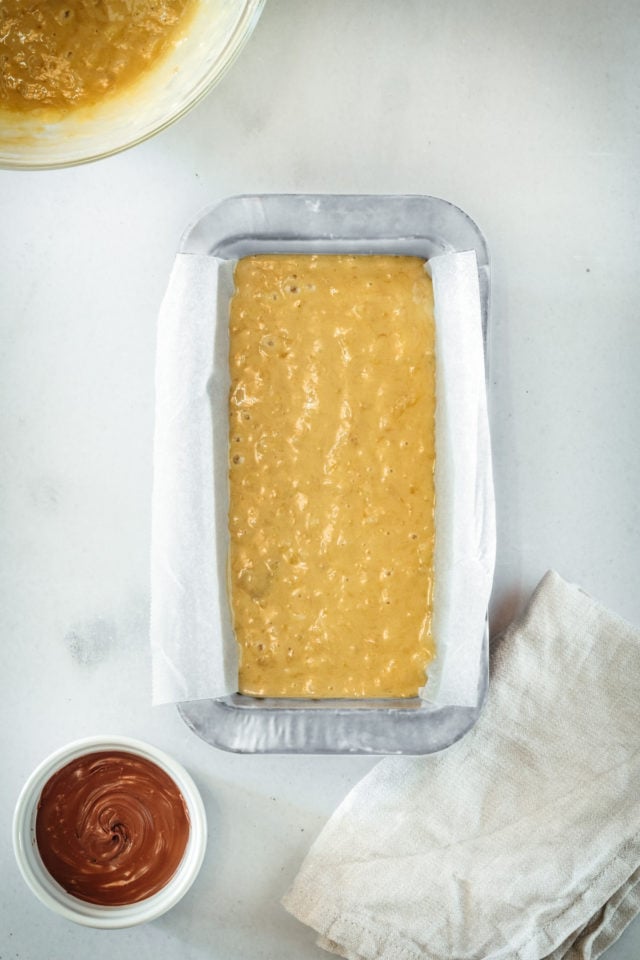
xmin=0 ymin=0 xmax=265 ymax=170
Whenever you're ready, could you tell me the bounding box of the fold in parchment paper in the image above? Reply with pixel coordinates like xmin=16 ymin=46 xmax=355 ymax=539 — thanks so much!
xmin=150 ymin=251 xmax=495 ymax=708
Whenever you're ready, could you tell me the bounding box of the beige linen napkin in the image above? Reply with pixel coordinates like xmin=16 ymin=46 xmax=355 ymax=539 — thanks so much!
xmin=283 ymin=571 xmax=640 ymax=960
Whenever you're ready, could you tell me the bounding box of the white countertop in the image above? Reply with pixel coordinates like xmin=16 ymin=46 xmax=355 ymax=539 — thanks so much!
xmin=2 ymin=1 xmax=639 ymax=957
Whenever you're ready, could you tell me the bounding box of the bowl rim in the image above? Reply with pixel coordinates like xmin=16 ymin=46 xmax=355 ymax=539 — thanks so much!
xmin=12 ymin=734 xmax=207 ymax=928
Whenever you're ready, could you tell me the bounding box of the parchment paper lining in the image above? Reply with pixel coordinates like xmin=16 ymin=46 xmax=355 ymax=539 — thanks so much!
xmin=150 ymin=250 xmax=495 ymax=708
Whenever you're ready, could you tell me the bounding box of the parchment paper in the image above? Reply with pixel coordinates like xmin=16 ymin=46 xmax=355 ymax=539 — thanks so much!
xmin=150 ymin=250 xmax=495 ymax=708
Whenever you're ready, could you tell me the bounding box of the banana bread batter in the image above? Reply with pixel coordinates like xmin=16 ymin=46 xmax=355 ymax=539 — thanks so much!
xmin=0 ymin=0 xmax=195 ymax=113
xmin=229 ymin=254 xmax=436 ymax=698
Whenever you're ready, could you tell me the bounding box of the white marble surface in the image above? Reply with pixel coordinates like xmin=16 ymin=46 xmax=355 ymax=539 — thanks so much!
xmin=1 ymin=1 xmax=639 ymax=957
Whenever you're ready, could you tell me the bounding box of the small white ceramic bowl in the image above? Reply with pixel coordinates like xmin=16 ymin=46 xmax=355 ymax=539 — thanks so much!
xmin=13 ymin=735 xmax=207 ymax=928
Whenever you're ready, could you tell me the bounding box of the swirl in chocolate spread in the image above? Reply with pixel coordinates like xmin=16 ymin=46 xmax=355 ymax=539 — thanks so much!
xmin=35 ymin=751 xmax=190 ymax=906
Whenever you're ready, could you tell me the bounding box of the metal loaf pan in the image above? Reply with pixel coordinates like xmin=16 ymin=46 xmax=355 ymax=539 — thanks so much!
xmin=177 ymin=193 xmax=490 ymax=754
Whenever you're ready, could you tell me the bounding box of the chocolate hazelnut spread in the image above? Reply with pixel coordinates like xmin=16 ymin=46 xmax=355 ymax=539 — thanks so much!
xmin=35 ymin=751 xmax=190 ymax=905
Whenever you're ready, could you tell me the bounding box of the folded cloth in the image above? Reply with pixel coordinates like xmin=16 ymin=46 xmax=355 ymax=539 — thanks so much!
xmin=283 ymin=571 xmax=640 ymax=960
